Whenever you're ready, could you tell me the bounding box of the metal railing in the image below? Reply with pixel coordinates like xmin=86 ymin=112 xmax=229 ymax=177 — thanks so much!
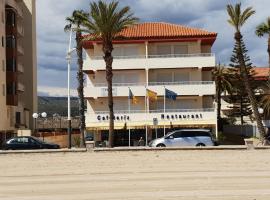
xmin=93 ymin=108 xmax=215 ymax=115
xmin=91 ymin=81 xmax=214 ymax=87
xmin=92 ymin=53 xmax=214 ymax=60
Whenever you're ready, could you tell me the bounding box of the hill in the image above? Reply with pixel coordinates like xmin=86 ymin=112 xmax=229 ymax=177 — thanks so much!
xmin=38 ymin=96 xmax=81 ymax=117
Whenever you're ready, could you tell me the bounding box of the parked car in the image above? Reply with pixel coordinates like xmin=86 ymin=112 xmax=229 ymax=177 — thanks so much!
xmin=85 ymin=135 xmax=94 ymax=141
xmin=2 ymin=136 xmax=60 ymax=150
xmin=149 ymin=129 xmax=215 ymax=147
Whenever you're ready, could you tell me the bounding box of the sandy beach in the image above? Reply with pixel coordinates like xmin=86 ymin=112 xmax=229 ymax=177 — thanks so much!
xmin=1 ymin=150 xmax=270 ymax=200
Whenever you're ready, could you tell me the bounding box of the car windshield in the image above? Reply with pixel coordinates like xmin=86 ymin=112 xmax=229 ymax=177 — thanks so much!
xmin=164 ymin=132 xmax=173 ymax=137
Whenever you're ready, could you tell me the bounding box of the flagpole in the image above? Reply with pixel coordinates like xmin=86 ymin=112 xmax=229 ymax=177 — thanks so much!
xmin=164 ymin=86 xmax=166 ymax=136
xmin=145 ymin=86 xmax=147 ymax=146
xmin=128 ymin=87 xmax=131 ymax=147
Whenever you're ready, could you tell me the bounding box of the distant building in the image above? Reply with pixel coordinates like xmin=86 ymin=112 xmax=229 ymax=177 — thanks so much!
xmin=0 ymin=0 xmax=37 ymax=144
xmin=83 ymin=22 xmax=217 ymax=146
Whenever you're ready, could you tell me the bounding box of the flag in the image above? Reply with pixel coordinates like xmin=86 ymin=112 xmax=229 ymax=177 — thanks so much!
xmin=146 ymin=89 xmax=157 ymax=102
xmin=165 ymin=88 xmax=177 ymax=100
xmin=129 ymin=88 xmax=138 ymax=104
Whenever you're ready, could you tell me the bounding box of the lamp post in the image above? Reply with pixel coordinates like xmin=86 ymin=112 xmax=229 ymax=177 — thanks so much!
xmin=32 ymin=112 xmax=47 ymax=141
xmin=66 ymin=27 xmax=76 ymax=149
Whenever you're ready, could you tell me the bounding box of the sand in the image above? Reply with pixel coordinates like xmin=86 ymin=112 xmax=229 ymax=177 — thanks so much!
xmin=0 ymin=150 xmax=270 ymax=200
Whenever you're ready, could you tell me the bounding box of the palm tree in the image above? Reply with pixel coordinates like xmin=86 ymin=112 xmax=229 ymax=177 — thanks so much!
xmin=212 ymin=64 xmax=233 ymax=131
xmin=83 ymin=1 xmax=138 ymax=147
xmin=255 ymin=17 xmax=270 ymax=69
xmin=227 ymin=3 xmax=267 ymax=140
xmin=260 ymin=81 xmax=270 ymax=116
xmin=64 ymin=10 xmax=88 ymax=147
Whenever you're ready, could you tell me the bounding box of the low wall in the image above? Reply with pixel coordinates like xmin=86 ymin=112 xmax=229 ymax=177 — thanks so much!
xmin=34 ymin=131 xmax=81 ymax=148
xmin=223 ymin=125 xmax=258 ymax=137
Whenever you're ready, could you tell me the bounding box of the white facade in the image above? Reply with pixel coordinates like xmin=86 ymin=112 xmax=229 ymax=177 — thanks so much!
xmin=83 ymin=25 xmax=217 ymax=145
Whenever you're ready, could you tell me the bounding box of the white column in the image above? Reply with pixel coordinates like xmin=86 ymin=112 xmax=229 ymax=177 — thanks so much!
xmin=145 ymin=41 xmax=148 ymax=58
xmin=164 ymin=86 xmax=166 ymax=136
xmin=128 ymin=87 xmax=131 ymax=147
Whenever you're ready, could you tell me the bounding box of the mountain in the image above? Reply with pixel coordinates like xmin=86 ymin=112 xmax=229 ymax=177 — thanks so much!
xmin=38 ymin=96 xmax=81 ymax=117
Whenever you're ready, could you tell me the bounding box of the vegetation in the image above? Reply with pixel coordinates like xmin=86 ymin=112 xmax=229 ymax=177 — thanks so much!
xmin=255 ymin=17 xmax=270 ymax=68
xmin=224 ymin=43 xmax=258 ymax=125
xmin=64 ymin=10 xmax=89 ymax=147
xmin=226 ymin=3 xmax=266 ymax=140
xmin=212 ymin=64 xmax=233 ymax=130
xmin=83 ymin=1 xmax=138 ymax=147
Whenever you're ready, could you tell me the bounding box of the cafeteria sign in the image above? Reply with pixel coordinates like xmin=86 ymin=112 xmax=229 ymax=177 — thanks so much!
xmin=101 ymin=88 xmax=117 ymax=96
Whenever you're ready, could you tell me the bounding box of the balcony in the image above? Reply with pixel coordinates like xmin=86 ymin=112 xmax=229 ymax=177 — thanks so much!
xmin=17 ymin=82 xmax=25 ymax=92
xmin=83 ymin=53 xmax=215 ymax=71
xmin=17 ymin=62 xmax=24 ymax=73
xmin=84 ymin=81 xmax=215 ymax=98
xmin=6 ymin=94 xmax=18 ymax=106
xmin=17 ymin=42 xmax=24 ymax=56
xmin=86 ymin=108 xmax=217 ymax=127
xmin=17 ymin=22 xmax=24 ymax=37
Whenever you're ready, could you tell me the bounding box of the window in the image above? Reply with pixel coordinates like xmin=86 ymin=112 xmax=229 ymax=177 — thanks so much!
xmin=2 ymin=60 xmax=4 ymax=71
xmin=2 ymin=84 xmax=5 ymax=96
xmin=157 ymin=45 xmax=171 ymax=55
xmin=6 ymin=11 xmax=16 ymax=27
xmin=172 ymin=131 xmax=183 ymax=138
xmin=6 ymin=59 xmax=16 ymax=72
xmin=1 ymin=11 xmax=4 ymax=24
xmin=6 ymin=35 xmax=16 ymax=48
xmin=1 ymin=36 xmax=4 ymax=47
xmin=16 ymin=112 xmax=21 ymax=124
xmin=7 ymin=82 xmax=16 ymax=95
xmin=174 ymin=45 xmax=188 ymax=54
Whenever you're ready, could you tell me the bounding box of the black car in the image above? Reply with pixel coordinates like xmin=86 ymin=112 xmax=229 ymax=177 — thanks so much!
xmin=3 ymin=136 xmax=60 ymax=150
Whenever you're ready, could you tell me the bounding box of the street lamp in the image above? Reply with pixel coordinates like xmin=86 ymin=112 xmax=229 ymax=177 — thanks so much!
xmin=32 ymin=112 xmax=47 ymax=141
xmin=66 ymin=27 xmax=76 ymax=149
xmin=258 ymin=107 xmax=264 ymax=114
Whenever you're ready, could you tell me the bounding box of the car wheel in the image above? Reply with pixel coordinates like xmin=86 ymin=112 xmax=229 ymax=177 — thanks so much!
xmin=196 ymin=143 xmax=206 ymax=147
xmin=156 ymin=143 xmax=166 ymax=147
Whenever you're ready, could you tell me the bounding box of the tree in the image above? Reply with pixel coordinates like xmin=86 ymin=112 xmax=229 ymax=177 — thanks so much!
xmin=226 ymin=3 xmax=266 ymax=140
xmin=212 ymin=64 xmax=233 ymax=130
xmin=83 ymin=1 xmax=138 ymax=147
xmin=64 ymin=10 xmax=89 ymax=147
xmin=255 ymin=17 xmax=270 ymax=69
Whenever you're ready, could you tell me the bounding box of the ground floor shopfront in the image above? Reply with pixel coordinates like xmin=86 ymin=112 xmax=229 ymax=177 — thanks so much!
xmin=87 ymin=119 xmax=217 ymax=147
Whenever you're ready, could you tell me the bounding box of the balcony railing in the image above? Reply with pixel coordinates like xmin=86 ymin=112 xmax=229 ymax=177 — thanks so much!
xmin=92 ymin=81 xmax=214 ymax=87
xmin=92 ymin=53 xmax=214 ymax=60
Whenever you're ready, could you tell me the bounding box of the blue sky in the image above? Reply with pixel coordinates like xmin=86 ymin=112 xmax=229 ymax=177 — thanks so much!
xmin=36 ymin=0 xmax=270 ymax=96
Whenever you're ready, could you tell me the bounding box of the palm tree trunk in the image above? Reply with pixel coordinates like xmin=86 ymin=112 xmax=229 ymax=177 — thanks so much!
xmin=103 ymin=42 xmax=114 ymax=148
xmin=76 ymin=31 xmax=86 ymax=148
xmin=234 ymin=32 xmax=266 ymax=140
xmin=216 ymin=79 xmax=222 ymax=131
xmin=268 ymin=36 xmax=270 ymax=73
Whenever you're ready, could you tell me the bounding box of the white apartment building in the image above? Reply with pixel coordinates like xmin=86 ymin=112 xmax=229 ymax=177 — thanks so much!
xmin=83 ymin=22 xmax=217 ymax=146
xmin=0 ymin=0 xmax=37 ymax=146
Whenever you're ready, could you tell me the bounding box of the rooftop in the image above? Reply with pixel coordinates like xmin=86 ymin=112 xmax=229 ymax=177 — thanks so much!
xmin=253 ymin=67 xmax=269 ymax=80
xmin=83 ymin=22 xmax=217 ymax=47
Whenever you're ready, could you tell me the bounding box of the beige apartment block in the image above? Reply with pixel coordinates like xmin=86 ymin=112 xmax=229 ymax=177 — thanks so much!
xmin=0 ymin=0 xmax=37 ymax=145
xmin=83 ymin=22 xmax=218 ymax=146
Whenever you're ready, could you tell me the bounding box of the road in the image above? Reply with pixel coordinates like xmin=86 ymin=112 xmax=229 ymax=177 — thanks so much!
xmin=0 ymin=150 xmax=270 ymax=200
